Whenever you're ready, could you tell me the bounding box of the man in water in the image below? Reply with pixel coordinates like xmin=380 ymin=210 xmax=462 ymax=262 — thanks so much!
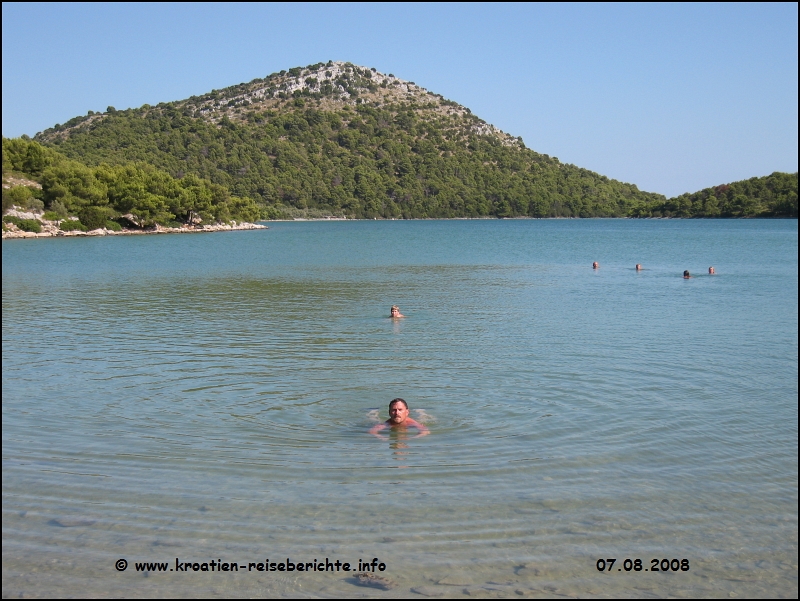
xmin=390 ymin=305 xmax=405 ymax=318
xmin=636 ymin=264 xmax=642 ymax=271
xmin=683 ymin=270 xmax=692 ymax=279
xmin=592 ymin=262 xmax=599 ymax=269
xmin=709 ymin=266 xmax=715 ymax=274
xmin=369 ymin=398 xmax=429 ymax=438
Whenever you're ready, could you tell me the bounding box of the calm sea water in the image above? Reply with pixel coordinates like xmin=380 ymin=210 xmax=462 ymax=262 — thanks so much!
xmin=2 ymin=219 xmax=797 ymax=598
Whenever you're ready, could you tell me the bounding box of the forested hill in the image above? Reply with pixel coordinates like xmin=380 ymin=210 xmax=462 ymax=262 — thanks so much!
xmin=33 ymin=61 xmax=666 ymax=219
xmin=27 ymin=61 xmax=796 ymax=219
xmin=659 ymin=172 xmax=797 ymax=218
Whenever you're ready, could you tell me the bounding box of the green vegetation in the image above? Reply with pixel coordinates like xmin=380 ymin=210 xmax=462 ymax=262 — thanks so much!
xmin=58 ymin=219 xmax=87 ymax=232
xmin=3 ymin=215 xmax=42 ymax=233
xmin=2 ymin=183 xmax=44 ymax=212
xmin=657 ymin=172 xmax=797 ymax=218
xmin=3 ymin=137 xmax=262 ymax=227
xmin=33 ymin=104 xmax=667 ymax=218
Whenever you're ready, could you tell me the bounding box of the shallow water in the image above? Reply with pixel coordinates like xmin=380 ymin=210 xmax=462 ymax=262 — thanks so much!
xmin=2 ymin=219 xmax=797 ymax=598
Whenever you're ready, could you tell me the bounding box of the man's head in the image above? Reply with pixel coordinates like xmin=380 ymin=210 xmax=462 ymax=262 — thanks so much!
xmin=388 ymin=398 xmax=409 ymax=424
xmin=390 ymin=305 xmax=401 ymax=316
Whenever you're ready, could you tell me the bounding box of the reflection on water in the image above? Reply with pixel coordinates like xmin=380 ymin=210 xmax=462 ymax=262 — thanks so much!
xmin=388 ymin=431 xmax=410 ymax=467
xmin=2 ymin=220 xmax=797 ymax=598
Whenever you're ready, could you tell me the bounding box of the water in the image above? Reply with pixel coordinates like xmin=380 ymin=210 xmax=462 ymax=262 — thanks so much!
xmin=2 ymin=219 xmax=797 ymax=598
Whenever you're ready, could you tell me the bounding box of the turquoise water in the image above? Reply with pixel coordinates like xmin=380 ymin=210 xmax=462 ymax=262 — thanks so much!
xmin=2 ymin=219 xmax=797 ymax=598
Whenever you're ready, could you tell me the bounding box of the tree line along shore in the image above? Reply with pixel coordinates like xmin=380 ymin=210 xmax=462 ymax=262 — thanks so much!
xmin=4 ymin=134 xmax=795 ymax=239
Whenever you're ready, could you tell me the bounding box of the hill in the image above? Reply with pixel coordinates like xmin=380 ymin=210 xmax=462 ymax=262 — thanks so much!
xmin=659 ymin=172 xmax=797 ymax=218
xmin=33 ymin=61 xmax=667 ymax=219
xmin=8 ymin=60 xmax=794 ymax=221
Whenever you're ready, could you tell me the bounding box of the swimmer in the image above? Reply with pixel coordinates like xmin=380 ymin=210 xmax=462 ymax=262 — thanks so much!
xmin=369 ymin=398 xmax=429 ymax=438
xmin=593 ymin=262 xmax=599 ymax=269
xmin=390 ymin=305 xmax=405 ymax=318
xmin=636 ymin=264 xmax=642 ymax=271
xmin=683 ymin=270 xmax=691 ymax=279
xmin=708 ymin=266 xmax=715 ymax=275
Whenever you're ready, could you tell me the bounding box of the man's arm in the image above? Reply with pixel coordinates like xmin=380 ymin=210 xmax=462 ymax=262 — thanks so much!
xmin=369 ymin=423 xmax=388 ymax=438
xmin=407 ymin=418 xmax=430 ymax=437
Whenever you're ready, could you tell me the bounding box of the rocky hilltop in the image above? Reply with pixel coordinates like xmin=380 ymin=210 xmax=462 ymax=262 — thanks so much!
xmin=40 ymin=61 xmax=520 ymax=149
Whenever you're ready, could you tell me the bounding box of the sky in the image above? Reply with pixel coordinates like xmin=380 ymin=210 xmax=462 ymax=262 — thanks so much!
xmin=2 ymin=2 xmax=797 ymax=198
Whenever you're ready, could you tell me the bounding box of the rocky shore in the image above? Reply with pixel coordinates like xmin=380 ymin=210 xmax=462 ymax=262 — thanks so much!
xmin=2 ymin=208 xmax=267 ymax=240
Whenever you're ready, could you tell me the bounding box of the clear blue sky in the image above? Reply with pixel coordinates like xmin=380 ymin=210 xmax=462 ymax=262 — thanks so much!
xmin=2 ymin=2 xmax=797 ymax=197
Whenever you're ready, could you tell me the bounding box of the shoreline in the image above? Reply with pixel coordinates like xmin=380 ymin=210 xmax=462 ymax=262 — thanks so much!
xmin=2 ymin=210 xmax=268 ymax=240
xmin=4 ymin=214 xmax=794 ymax=239
xmin=267 ymin=215 xmax=796 ymax=222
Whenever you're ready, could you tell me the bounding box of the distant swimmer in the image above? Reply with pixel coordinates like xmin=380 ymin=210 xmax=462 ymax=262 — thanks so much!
xmin=636 ymin=264 xmax=642 ymax=271
xmin=369 ymin=398 xmax=429 ymax=438
xmin=593 ymin=262 xmax=599 ymax=269
xmin=708 ymin=266 xmax=715 ymax=274
xmin=683 ymin=270 xmax=692 ymax=279
xmin=390 ymin=305 xmax=405 ymax=318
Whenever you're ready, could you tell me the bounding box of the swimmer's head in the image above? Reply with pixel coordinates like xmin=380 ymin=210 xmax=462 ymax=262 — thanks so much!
xmin=390 ymin=305 xmax=400 ymax=316
xmin=709 ymin=266 xmax=715 ymax=274
xmin=592 ymin=262 xmax=599 ymax=269
xmin=636 ymin=264 xmax=642 ymax=271
xmin=684 ymin=270 xmax=691 ymax=278
xmin=389 ymin=398 xmax=408 ymax=410
xmin=388 ymin=398 xmax=409 ymax=424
